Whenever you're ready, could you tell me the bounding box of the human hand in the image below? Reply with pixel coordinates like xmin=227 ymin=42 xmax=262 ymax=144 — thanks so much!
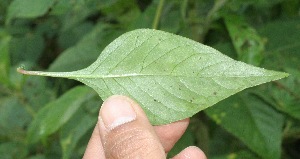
xmin=83 ymin=95 xmax=206 ymax=159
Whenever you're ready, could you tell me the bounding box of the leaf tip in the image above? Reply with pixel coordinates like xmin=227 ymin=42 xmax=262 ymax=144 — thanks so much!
xmin=279 ymin=72 xmax=290 ymax=79
xmin=265 ymin=69 xmax=290 ymax=81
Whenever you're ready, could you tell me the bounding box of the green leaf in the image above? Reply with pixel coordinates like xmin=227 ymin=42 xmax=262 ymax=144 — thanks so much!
xmin=22 ymin=76 xmax=55 ymax=112
xmin=100 ymin=0 xmax=140 ymax=25
xmin=10 ymin=32 xmax=44 ymax=64
xmin=50 ymin=0 xmax=102 ymax=31
xmin=205 ymin=93 xmax=284 ymax=159
xmin=0 ymin=141 xmax=28 ymax=159
xmin=27 ymin=154 xmax=46 ymax=159
xmin=259 ymin=19 xmax=300 ymax=69
xmin=0 ymin=97 xmax=31 ymax=139
xmin=0 ymin=29 xmax=11 ymax=86
xmin=258 ymin=19 xmax=300 ymax=119
xmin=49 ymin=23 xmax=123 ymax=72
xmin=224 ymin=15 xmax=265 ymax=66
xmin=18 ymin=29 xmax=288 ymax=125
xmin=59 ymin=95 xmax=100 ymax=159
xmin=208 ymin=124 xmax=247 ymax=156
xmin=6 ymin=0 xmax=55 ymax=24
xmin=128 ymin=2 xmax=156 ymax=29
xmin=60 ymin=111 xmax=95 ymax=159
xmin=58 ymin=22 xmax=94 ymax=50
xmin=159 ymin=1 xmax=183 ymax=33
xmin=27 ymin=86 xmax=94 ymax=144
xmin=211 ymin=150 xmax=259 ymax=159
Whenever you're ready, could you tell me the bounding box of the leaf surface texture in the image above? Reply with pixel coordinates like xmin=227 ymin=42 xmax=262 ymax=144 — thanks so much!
xmin=19 ymin=29 xmax=288 ymax=125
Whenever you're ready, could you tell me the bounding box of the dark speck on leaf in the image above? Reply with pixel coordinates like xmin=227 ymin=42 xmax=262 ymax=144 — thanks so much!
xmin=154 ymin=99 xmax=157 ymax=102
xmin=213 ymin=92 xmax=217 ymax=95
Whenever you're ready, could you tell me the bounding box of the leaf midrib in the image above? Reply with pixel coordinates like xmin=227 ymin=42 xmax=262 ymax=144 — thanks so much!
xmin=19 ymin=69 xmax=283 ymax=79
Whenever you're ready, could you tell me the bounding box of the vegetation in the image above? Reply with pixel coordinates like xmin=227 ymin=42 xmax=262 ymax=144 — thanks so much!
xmin=0 ymin=0 xmax=299 ymax=159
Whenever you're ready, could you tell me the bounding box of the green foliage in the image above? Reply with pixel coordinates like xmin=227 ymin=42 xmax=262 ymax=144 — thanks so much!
xmin=18 ymin=29 xmax=287 ymax=125
xmin=27 ymin=86 xmax=95 ymax=144
xmin=0 ymin=29 xmax=11 ymax=86
xmin=224 ymin=14 xmax=265 ymax=66
xmin=0 ymin=0 xmax=299 ymax=158
xmin=206 ymin=93 xmax=284 ymax=159
xmin=6 ymin=0 xmax=55 ymax=24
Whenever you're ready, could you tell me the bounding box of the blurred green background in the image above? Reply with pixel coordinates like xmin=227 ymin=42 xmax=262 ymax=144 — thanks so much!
xmin=0 ymin=0 xmax=300 ymax=158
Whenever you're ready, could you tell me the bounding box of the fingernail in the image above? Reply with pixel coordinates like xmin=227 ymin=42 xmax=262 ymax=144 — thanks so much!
xmin=99 ymin=95 xmax=136 ymax=130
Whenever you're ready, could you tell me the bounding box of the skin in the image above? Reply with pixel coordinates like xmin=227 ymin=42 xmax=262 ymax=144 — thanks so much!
xmin=83 ymin=95 xmax=207 ymax=159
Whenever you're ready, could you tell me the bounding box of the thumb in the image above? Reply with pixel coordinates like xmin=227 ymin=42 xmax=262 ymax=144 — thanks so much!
xmin=98 ymin=95 xmax=165 ymax=159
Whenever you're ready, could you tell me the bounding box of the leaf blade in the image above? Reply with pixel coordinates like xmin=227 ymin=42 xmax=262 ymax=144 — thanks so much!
xmin=18 ymin=29 xmax=288 ymax=125
xmin=6 ymin=0 xmax=55 ymax=24
xmin=27 ymin=86 xmax=94 ymax=144
xmin=205 ymin=93 xmax=284 ymax=159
